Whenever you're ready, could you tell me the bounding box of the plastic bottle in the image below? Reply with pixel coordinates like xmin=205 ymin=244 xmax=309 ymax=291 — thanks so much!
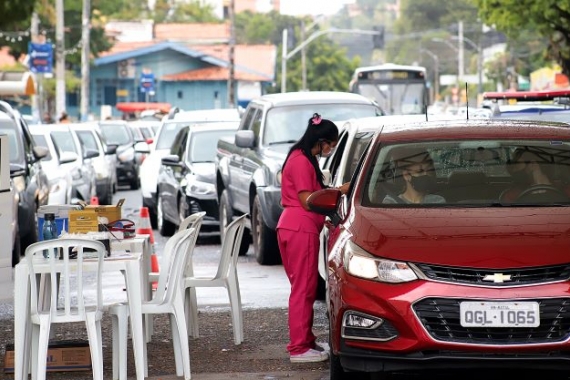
xmin=42 ymin=213 xmax=59 ymax=258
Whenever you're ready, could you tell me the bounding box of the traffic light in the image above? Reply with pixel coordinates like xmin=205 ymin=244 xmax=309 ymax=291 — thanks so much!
xmin=372 ymin=26 xmax=385 ymax=49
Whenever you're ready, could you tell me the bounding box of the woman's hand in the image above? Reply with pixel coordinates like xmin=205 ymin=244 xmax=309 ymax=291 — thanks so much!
xmin=338 ymin=182 xmax=350 ymax=195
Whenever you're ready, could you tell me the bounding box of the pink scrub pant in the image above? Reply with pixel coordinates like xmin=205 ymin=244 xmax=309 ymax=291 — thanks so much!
xmin=277 ymin=227 xmax=319 ymax=355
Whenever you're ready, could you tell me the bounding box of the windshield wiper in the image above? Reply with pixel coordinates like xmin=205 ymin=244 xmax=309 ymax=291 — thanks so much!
xmin=268 ymin=140 xmax=297 ymax=145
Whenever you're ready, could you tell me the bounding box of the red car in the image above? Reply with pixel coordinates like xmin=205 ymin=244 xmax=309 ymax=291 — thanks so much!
xmin=308 ymin=118 xmax=570 ymax=379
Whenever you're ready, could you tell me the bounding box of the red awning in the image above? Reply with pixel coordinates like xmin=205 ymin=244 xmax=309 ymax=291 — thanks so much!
xmin=116 ymin=102 xmax=171 ymax=113
xmin=482 ymin=89 xmax=570 ymax=101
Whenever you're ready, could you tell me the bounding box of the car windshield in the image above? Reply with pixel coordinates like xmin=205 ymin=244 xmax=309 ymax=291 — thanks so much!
xmin=157 ymin=121 xmax=234 ymax=150
xmin=357 ymin=83 xmax=426 ymax=115
xmin=100 ymin=124 xmax=132 ymax=145
xmin=187 ymin=129 xmax=235 ymax=163
xmin=263 ymin=104 xmax=381 ymax=145
xmin=362 ymin=139 xmax=570 ymax=207
xmin=76 ymin=130 xmax=99 ymax=152
xmin=0 ymin=122 xmax=23 ymax=163
xmin=51 ymin=131 xmax=79 ymax=155
xmin=32 ymin=134 xmax=53 ymax=161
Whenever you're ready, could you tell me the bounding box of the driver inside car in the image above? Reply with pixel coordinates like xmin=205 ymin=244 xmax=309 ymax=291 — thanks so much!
xmin=500 ymin=148 xmax=570 ymax=202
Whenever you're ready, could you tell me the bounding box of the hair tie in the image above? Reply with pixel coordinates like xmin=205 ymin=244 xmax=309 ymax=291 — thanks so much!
xmin=311 ymin=113 xmax=322 ymax=125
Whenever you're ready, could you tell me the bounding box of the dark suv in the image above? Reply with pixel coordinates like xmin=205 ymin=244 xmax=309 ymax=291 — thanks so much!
xmin=0 ymin=101 xmax=49 ymax=264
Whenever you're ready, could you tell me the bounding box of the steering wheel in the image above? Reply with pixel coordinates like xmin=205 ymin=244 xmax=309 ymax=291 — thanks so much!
xmin=516 ymin=185 xmax=568 ymax=202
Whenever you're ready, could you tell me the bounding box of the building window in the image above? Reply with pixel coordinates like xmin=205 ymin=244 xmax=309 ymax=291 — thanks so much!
xmin=178 ymin=91 xmax=183 ymax=99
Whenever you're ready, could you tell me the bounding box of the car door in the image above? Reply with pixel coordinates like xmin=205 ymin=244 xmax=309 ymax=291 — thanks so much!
xmin=235 ymin=107 xmax=263 ymax=209
xmin=160 ymin=127 xmax=188 ymax=224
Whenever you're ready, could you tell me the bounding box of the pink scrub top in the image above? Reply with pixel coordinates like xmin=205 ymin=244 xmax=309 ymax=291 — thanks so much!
xmin=277 ymin=149 xmax=325 ymax=235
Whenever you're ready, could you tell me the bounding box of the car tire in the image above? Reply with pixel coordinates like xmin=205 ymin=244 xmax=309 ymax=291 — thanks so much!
xmin=219 ymin=189 xmax=250 ymax=256
xmin=99 ymin=183 xmax=113 ymax=205
xmin=252 ymin=195 xmax=280 ymax=265
xmin=12 ymin=229 xmax=21 ymax=267
xmin=157 ymin=196 xmax=175 ymax=237
xmin=130 ymin=177 xmax=140 ymax=190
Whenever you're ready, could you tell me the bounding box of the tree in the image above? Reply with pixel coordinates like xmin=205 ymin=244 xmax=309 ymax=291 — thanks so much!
xmin=153 ymin=0 xmax=218 ymax=23
xmin=473 ymin=0 xmax=570 ymax=75
xmin=0 ymin=1 xmax=35 ymax=30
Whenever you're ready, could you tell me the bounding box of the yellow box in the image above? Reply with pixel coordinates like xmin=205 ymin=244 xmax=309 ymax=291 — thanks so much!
xmin=4 ymin=340 xmax=92 ymax=373
xmin=68 ymin=210 xmax=99 ymax=233
xmin=85 ymin=198 xmax=124 ymax=223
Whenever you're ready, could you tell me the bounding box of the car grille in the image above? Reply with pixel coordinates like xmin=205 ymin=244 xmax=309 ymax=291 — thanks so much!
xmin=415 ymin=263 xmax=570 ymax=287
xmin=413 ymin=298 xmax=570 ymax=345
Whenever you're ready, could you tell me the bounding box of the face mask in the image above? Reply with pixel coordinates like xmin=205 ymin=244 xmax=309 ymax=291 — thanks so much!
xmin=320 ymin=142 xmax=336 ymax=158
xmin=409 ymin=174 xmax=437 ymax=193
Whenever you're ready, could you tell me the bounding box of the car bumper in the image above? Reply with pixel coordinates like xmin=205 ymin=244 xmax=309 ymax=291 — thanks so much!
xmin=184 ymin=196 xmax=219 ymax=235
xmin=96 ymin=178 xmax=112 ymax=200
xmin=116 ymin=161 xmax=137 ymax=184
xmin=330 ymin=274 xmax=570 ymax=372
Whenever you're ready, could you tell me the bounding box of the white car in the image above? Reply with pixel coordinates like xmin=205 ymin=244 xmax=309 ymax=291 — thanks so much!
xmin=139 ymin=108 xmax=241 ymax=227
xmin=70 ymin=123 xmax=118 ymax=205
xmin=29 ymin=125 xmax=75 ymax=205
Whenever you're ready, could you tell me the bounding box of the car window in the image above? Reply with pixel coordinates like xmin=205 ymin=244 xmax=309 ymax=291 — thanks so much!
xmin=100 ymin=124 xmax=132 ymax=145
xmin=363 ymin=139 xmax=570 ymax=207
xmin=187 ymin=129 xmax=236 ymax=163
xmin=0 ymin=122 xmax=23 ymax=163
xmin=263 ymin=104 xmax=379 ymax=146
xmin=76 ymin=130 xmax=100 ymax=152
xmin=51 ymin=131 xmax=79 ymax=156
xmin=170 ymin=127 xmax=188 ymax=156
xmin=344 ymin=132 xmax=374 ymax=183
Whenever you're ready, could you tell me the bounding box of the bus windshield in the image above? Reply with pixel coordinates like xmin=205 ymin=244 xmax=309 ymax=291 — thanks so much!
xmin=356 ymin=82 xmax=426 ymax=115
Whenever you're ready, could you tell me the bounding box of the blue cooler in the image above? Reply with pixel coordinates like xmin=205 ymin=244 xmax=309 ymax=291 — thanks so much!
xmin=37 ymin=205 xmax=82 ymax=240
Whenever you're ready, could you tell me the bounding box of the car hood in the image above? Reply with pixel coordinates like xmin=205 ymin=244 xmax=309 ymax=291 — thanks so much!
xmin=350 ymin=206 xmax=570 ymax=268
xmin=259 ymin=144 xmax=292 ymax=166
xmin=189 ymin=162 xmax=215 ymax=183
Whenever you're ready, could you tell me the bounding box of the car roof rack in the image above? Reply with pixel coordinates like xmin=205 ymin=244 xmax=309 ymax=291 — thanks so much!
xmin=167 ymin=107 xmax=180 ymax=120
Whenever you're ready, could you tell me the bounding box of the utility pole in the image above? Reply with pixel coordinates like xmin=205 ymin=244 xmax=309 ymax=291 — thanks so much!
xmin=227 ymin=0 xmax=236 ymax=108
xmin=420 ymin=48 xmax=439 ymax=102
xmin=55 ymin=0 xmax=66 ymax=119
xmin=301 ymin=21 xmax=306 ymax=91
xmin=458 ymin=20 xmax=464 ymax=80
xmin=30 ymin=12 xmax=41 ymax=123
xmin=281 ymin=28 xmax=287 ymax=93
xmin=80 ymin=0 xmax=91 ymax=121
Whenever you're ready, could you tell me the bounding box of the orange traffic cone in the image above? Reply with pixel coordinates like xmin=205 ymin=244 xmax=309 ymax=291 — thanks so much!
xmin=90 ymin=196 xmax=99 ymax=205
xmin=137 ymin=207 xmax=157 ymax=289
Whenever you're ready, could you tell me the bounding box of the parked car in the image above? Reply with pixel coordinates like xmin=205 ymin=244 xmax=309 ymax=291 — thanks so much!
xmin=139 ymin=108 xmax=241 ymax=228
xmin=0 ymin=101 xmax=49 ymax=261
xmin=307 ymin=118 xmax=570 ymax=379
xmin=98 ymin=120 xmax=144 ymax=189
xmin=46 ymin=123 xmax=98 ymax=204
xmin=215 ymin=91 xmax=383 ymax=265
xmin=156 ymin=121 xmax=240 ymax=237
xmin=128 ymin=120 xmax=157 ymax=165
xmin=71 ymin=123 xmax=118 ymax=204
xmin=29 ymin=124 xmax=74 ymax=205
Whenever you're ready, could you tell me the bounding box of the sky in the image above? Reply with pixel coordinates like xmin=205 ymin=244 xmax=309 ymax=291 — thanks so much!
xmin=279 ymin=0 xmax=355 ymax=16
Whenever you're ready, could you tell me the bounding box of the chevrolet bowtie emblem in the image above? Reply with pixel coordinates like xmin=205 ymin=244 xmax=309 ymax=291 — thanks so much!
xmin=482 ymin=273 xmax=512 ymax=283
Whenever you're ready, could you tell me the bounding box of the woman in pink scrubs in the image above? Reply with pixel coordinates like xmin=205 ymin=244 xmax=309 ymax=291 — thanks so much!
xmin=277 ymin=113 xmax=346 ymax=363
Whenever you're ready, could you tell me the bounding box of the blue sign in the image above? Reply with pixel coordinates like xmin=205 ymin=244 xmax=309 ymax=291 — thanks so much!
xmin=140 ymin=72 xmax=155 ymax=93
xmin=28 ymin=43 xmax=53 ymax=74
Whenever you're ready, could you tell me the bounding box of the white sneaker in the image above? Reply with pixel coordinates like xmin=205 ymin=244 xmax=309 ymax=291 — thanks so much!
xmin=314 ymin=342 xmax=330 ymax=353
xmin=290 ymin=348 xmax=329 ymax=363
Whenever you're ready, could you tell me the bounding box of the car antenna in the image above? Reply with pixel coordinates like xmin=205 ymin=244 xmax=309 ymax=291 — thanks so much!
xmin=425 ymin=104 xmax=429 ymax=121
xmin=465 ymin=82 xmax=469 ymax=120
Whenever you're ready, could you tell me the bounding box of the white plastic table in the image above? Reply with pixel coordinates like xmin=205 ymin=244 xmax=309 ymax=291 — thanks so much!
xmin=13 ymin=235 xmax=152 ymax=380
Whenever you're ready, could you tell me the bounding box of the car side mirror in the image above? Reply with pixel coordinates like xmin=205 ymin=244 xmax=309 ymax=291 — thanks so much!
xmin=84 ymin=148 xmax=100 ymax=159
xmin=106 ymin=144 xmax=118 ymax=155
xmin=161 ymin=154 xmax=183 ymax=167
xmin=235 ymin=130 xmax=255 ymax=148
xmin=32 ymin=145 xmax=49 ymax=161
xmin=134 ymin=141 xmax=150 ymax=154
xmin=307 ymin=188 xmax=342 ymax=221
xmin=59 ymin=151 xmax=78 ymax=164
xmin=146 ymin=137 xmax=154 ymax=145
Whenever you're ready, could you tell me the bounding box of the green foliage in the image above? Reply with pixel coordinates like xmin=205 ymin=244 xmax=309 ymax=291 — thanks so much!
xmin=152 ymin=0 xmax=218 ymax=23
xmin=0 ymin=1 xmax=35 ymax=30
xmin=473 ymin=0 xmax=570 ymax=75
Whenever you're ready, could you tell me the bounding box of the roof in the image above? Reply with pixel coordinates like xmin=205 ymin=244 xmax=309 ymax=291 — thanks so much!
xmin=365 ymin=119 xmax=570 ymax=143
xmin=183 ymin=121 xmax=240 ymax=132
xmin=167 ymin=108 xmax=241 ymax=123
xmin=154 ymin=23 xmax=229 ymax=42
xmin=254 ymin=91 xmax=377 ymax=107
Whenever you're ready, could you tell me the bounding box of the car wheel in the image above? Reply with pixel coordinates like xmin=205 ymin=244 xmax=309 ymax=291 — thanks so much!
xmin=99 ymin=183 xmax=113 ymax=205
xmin=130 ymin=177 xmax=140 ymax=190
xmin=11 ymin=229 xmax=21 ymax=267
xmin=252 ymin=195 xmax=280 ymax=265
xmin=157 ymin=196 xmax=175 ymax=237
xmin=219 ymin=189 xmax=250 ymax=256
xmin=178 ymin=195 xmax=188 ymax=225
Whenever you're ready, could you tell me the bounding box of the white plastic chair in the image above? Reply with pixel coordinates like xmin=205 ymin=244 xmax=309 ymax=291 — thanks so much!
xmin=110 ymin=227 xmax=198 ymax=380
xmin=25 ymin=238 xmax=107 ymax=380
xmin=184 ymin=213 xmax=247 ymax=345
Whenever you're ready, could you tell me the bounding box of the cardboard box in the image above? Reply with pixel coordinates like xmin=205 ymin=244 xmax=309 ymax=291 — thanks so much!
xmin=68 ymin=209 xmax=100 ymax=233
xmin=85 ymin=198 xmax=124 ymax=223
xmin=4 ymin=340 xmax=91 ymax=373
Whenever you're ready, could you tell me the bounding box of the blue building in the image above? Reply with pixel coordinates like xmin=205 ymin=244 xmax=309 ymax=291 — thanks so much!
xmin=90 ymin=40 xmax=276 ymax=118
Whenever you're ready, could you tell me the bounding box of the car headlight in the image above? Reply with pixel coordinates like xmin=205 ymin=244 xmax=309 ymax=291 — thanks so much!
xmin=343 ymin=241 xmax=418 ymax=283
xmin=185 ymin=178 xmax=215 ymax=197
xmin=118 ymin=147 xmax=135 ymax=163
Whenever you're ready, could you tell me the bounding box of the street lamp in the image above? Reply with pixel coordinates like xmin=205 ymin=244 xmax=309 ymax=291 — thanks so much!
xmin=301 ymin=15 xmax=325 ymax=91
xmin=420 ymin=48 xmax=439 ymax=102
xmin=450 ymin=35 xmax=483 ymax=96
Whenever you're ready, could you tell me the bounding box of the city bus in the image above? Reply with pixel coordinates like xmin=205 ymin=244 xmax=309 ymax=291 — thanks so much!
xmin=349 ymin=63 xmax=429 ymax=115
